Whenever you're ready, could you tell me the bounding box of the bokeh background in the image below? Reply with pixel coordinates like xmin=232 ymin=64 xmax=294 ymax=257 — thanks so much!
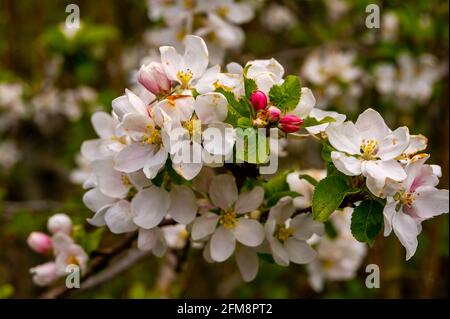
xmin=0 ymin=0 xmax=448 ymax=298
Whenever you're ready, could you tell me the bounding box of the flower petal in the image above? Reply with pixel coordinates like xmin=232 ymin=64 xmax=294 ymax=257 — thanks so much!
xmin=326 ymin=122 xmax=361 ymax=155
xmin=91 ymin=112 xmax=117 ymax=138
xmin=210 ymin=226 xmax=236 ymax=262
xmin=411 ymin=186 xmax=449 ymax=220
xmin=209 ymin=174 xmax=238 ymax=210
xmin=235 ymin=186 xmax=264 ymax=214
xmin=378 ymin=127 xmax=410 ymax=161
xmin=236 ymin=246 xmax=259 ymax=282
xmin=137 ymin=228 xmax=157 ymax=251
xmin=285 ymin=238 xmax=316 ymax=264
xmin=168 ymin=185 xmax=198 ymax=224
xmin=194 ymin=92 xmax=228 ymax=124
xmin=183 ymin=35 xmax=209 ymax=80
xmin=291 ymin=213 xmax=325 ymax=240
xmin=114 ymin=143 xmax=155 ymax=173
xmin=392 ymin=211 xmax=419 ymax=260
xmin=331 ymin=151 xmax=362 ymax=176
xmin=355 ymin=108 xmax=390 ymax=141
xmin=233 ymin=218 xmax=264 ymax=247
xmin=132 ymin=187 xmax=170 ymax=229
xmin=104 ymin=200 xmax=137 ymax=234
xmin=191 ymin=213 xmax=219 ymax=240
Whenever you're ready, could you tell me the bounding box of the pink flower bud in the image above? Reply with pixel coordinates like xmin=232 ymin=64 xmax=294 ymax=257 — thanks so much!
xmin=27 ymin=232 xmax=52 ymax=254
xmin=250 ymin=90 xmax=268 ymax=111
xmin=47 ymin=213 xmax=72 ymax=235
xmin=279 ymin=114 xmax=303 ymax=133
xmin=267 ymin=106 xmax=281 ymax=122
xmin=138 ymin=62 xmax=171 ymax=96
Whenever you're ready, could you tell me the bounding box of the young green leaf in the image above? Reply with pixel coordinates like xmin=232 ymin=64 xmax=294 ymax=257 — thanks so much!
xmin=244 ymin=76 xmax=258 ymax=99
xmin=302 ymin=116 xmax=336 ymax=128
xmin=268 ymin=75 xmax=301 ymax=112
xmin=312 ymin=175 xmax=358 ymax=221
xmin=351 ymin=200 xmax=384 ymax=246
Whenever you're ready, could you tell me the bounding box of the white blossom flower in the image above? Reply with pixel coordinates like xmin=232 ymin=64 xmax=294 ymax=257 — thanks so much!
xmin=307 ymin=208 xmax=367 ymax=292
xmin=52 ymin=232 xmax=88 ymax=275
xmin=191 ymin=174 xmax=265 ymax=262
xmin=326 ymin=108 xmax=410 ymax=193
xmin=265 ymin=197 xmax=324 ymax=266
xmin=383 ymin=155 xmax=449 ymax=260
xmin=30 ymin=262 xmax=59 ymax=286
xmin=261 ymin=4 xmax=297 ymax=31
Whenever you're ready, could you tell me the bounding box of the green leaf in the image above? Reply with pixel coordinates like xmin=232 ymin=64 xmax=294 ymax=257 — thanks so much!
xmin=324 ymin=220 xmax=338 ymax=239
xmin=268 ymin=75 xmax=301 ymax=112
xmin=237 ymin=117 xmax=253 ymax=128
xmin=244 ymin=76 xmax=257 ymax=99
xmin=312 ymin=175 xmax=357 ymax=221
xmin=351 ymin=200 xmax=384 ymax=245
xmin=257 ymin=253 xmax=275 ymax=264
xmin=261 ymin=171 xmax=290 ymax=196
xmin=216 ymin=87 xmax=250 ymax=117
xmin=302 ymin=116 xmax=336 ymax=128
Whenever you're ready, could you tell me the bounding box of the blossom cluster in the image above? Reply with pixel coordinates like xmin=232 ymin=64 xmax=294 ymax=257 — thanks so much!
xmin=28 ymin=214 xmax=88 ymax=286
xmin=63 ymin=35 xmax=450 ymax=284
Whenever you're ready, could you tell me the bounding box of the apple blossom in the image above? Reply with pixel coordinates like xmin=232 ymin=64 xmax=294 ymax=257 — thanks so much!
xmin=47 ymin=213 xmax=73 ymax=235
xmin=27 ymin=232 xmax=53 ymax=254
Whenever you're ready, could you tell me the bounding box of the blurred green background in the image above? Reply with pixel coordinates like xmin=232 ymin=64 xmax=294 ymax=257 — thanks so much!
xmin=0 ymin=0 xmax=448 ymax=298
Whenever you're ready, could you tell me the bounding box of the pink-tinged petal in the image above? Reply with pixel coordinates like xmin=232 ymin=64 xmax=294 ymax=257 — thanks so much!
xmin=331 ymin=151 xmax=362 ymax=176
xmin=104 ymin=200 xmax=137 ymax=234
xmin=291 ymin=213 xmax=324 ymax=240
xmin=210 ymin=226 xmax=236 ymax=262
xmin=183 ymin=35 xmax=209 ymax=79
xmin=143 ymin=147 xmax=167 ymax=179
xmin=137 ymin=228 xmax=157 ymax=251
xmin=191 ymin=213 xmax=219 ymax=240
xmin=91 ymin=112 xmax=117 ymax=138
xmin=236 ymin=246 xmax=259 ymax=282
xmin=194 ymin=92 xmax=228 ymax=124
xmin=404 ymin=134 xmax=428 ymax=155
xmin=112 ymin=95 xmax=135 ymax=121
xmin=235 ymin=186 xmax=264 ymax=214
xmin=81 ymin=139 xmax=112 ymax=161
xmin=410 ymin=186 xmax=449 ymax=220
xmin=132 ymin=187 xmax=170 ymax=229
xmin=284 ymin=238 xmax=316 ymax=264
xmin=121 ymin=113 xmax=153 ymax=141
xmin=168 ymin=185 xmax=198 ymax=224
xmin=233 ymin=218 xmax=264 ymax=247
xmin=268 ymin=197 xmax=295 ymax=224
xmin=87 ymin=205 xmax=110 ymax=227
xmin=392 ymin=211 xmax=419 ymax=260
xmin=326 ymin=122 xmax=361 ymax=155
xmin=114 ymin=143 xmax=155 ymax=173
xmin=125 ymin=89 xmax=148 ymax=117
xmin=209 ymin=174 xmax=239 ymax=210
xmin=355 ymin=108 xmax=390 ymax=141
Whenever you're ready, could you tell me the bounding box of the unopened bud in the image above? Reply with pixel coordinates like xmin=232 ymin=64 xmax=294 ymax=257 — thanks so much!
xmin=279 ymin=114 xmax=303 ymax=133
xmin=138 ymin=62 xmax=171 ymax=96
xmin=47 ymin=213 xmax=73 ymax=235
xmin=27 ymin=232 xmax=52 ymax=254
xmin=250 ymin=90 xmax=268 ymax=111
xmin=267 ymin=106 xmax=281 ymax=122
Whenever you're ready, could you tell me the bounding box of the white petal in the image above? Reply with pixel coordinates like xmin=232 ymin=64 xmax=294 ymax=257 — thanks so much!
xmin=235 ymin=186 xmax=264 ymax=214
xmin=137 ymin=228 xmax=157 ymax=251
xmin=121 ymin=113 xmax=153 ymax=141
xmin=292 ymin=88 xmax=315 ymax=118
xmin=226 ymin=3 xmax=254 ymax=24
xmin=291 ymin=213 xmax=325 ymax=240
xmin=210 ymin=226 xmax=236 ymax=262
xmin=168 ymin=185 xmax=198 ymax=224
xmin=331 ymin=151 xmax=362 ymax=176
xmin=114 ymin=143 xmax=154 ymax=173
xmin=392 ymin=211 xmax=419 ymax=260
xmin=285 ymin=238 xmax=316 ymax=264
xmin=363 ymin=160 xmax=406 ymax=182
xmin=194 ymin=93 xmax=228 ymax=124
xmin=171 ymin=157 xmax=203 ymax=181
xmin=209 ymin=174 xmax=238 ymax=210
xmin=236 ymin=246 xmax=259 ymax=282
xmin=378 ymin=127 xmax=410 ymax=160
xmin=160 ymin=44 xmax=184 ymax=82
xmin=183 ymin=35 xmax=209 ymax=80
xmin=152 ymin=229 xmax=167 ymax=257
xmin=82 ymin=187 xmax=115 ymax=212
xmin=104 ymin=200 xmax=137 ymax=234
xmin=355 ymin=108 xmax=390 ymax=141
xmin=404 ymin=134 xmax=428 ymax=155
xmin=202 ymin=123 xmax=235 ymax=156
xmin=191 ymin=213 xmax=219 ymax=240
xmin=132 ymin=187 xmax=170 ymax=229
xmin=268 ymin=237 xmax=289 ymax=266
xmin=383 ymin=197 xmax=396 ymax=236
xmin=91 ymin=112 xmax=117 ymax=138
xmin=233 ymin=218 xmax=265 ymax=247
xmin=326 ymin=122 xmax=361 ymax=155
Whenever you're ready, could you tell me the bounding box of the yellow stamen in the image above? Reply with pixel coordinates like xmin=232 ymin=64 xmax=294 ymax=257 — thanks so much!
xmin=177 ymin=69 xmax=193 ymax=87
xmin=360 ymin=139 xmax=379 ymax=160
xmin=219 ymin=210 xmax=237 ymax=229
xmin=66 ymin=255 xmax=79 ymax=266
xmin=274 ymin=224 xmax=294 ymax=243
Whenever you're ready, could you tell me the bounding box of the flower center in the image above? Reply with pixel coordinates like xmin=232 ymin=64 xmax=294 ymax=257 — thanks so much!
xmin=111 ymin=135 xmax=127 ymax=144
xmin=394 ymin=190 xmax=414 ymax=209
xmin=177 ymin=69 xmax=193 ymax=87
xmin=213 ymin=80 xmax=232 ymax=91
xmin=217 ymin=6 xmax=229 ymax=18
xmin=274 ymin=224 xmax=294 ymax=243
xmin=66 ymin=255 xmax=79 ymax=266
xmin=142 ymin=125 xmax=162 ymax=145
xmin=219 ymin=210 xmax=237 ymax=229
xmin=121 ymin=175 xmax=132 ymax=188
xmin=360 ymin=139 xmax=379 ymax=160
xmin=183 ymin=0 xmax=195 ymax=9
